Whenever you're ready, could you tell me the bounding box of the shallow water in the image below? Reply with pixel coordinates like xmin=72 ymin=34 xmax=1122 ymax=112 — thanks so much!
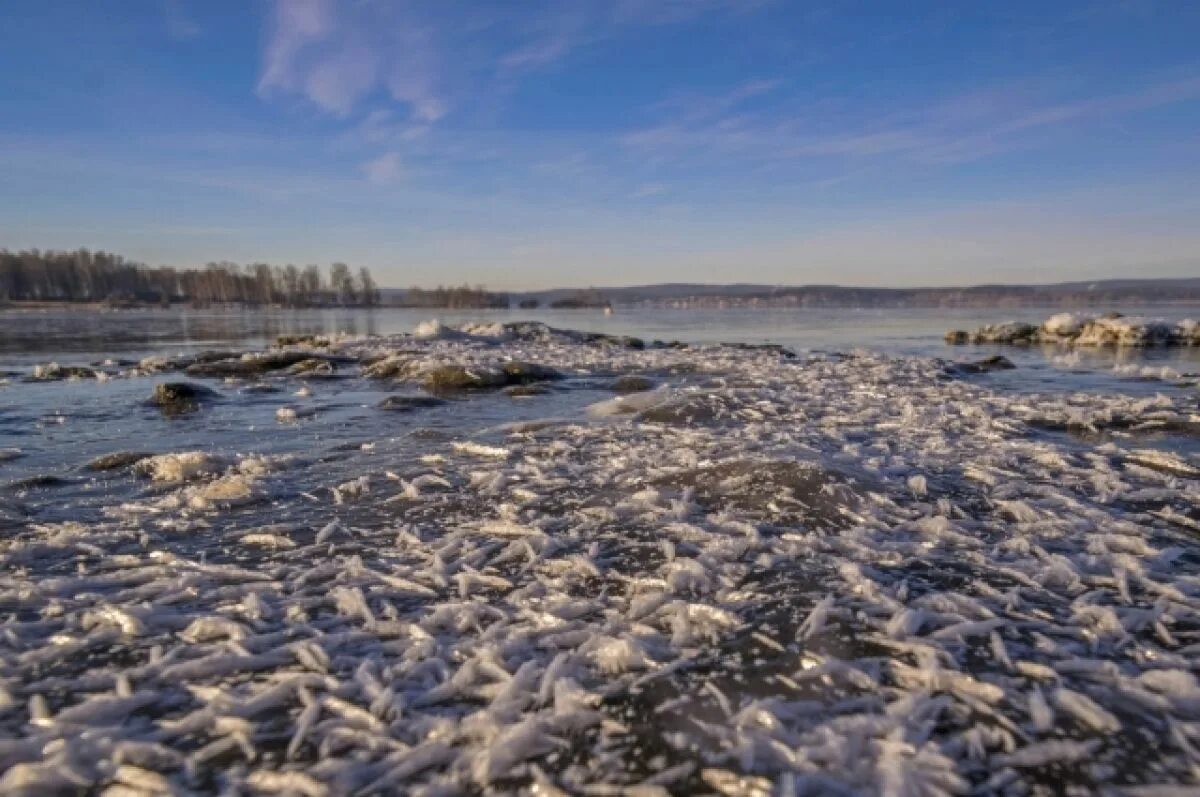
xmin=1 ymin=309 xmax=1199 ymax=794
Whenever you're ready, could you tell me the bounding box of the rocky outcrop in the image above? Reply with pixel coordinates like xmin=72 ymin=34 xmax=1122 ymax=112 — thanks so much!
xmin=150 ymin=382 xmax=219 ymax=412
xmin=378 ymin=395 xmax=449 ymax=411
xmin=184 ymin=351 xmax=325 ymax=378
xmin=611 ymin=375 xmax=656 ymax=394
xmin=949 ymin=355 xmax=1016 ymax=374
xmin=948 ymin=313 xmax=1200 ymax=347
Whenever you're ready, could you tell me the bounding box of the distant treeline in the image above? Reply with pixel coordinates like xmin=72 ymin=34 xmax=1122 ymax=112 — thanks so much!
xmin=0 ymin=249 xmax=380 ymax=306
xmin=547 ymin=289 xmax=611 ymax=309
xmin=398 ymin=285 xmax=508 ymax=309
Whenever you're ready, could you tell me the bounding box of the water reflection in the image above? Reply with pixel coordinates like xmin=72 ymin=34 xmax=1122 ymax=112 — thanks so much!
xmin=0 ymin=307 xmax=382 ymax=361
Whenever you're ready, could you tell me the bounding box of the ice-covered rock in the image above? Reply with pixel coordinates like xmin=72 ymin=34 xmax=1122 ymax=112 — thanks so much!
xmin=134 ymin=450 xmax=224 ymax=481
xmin=953 ymin=312 xmax=1200 ymax=347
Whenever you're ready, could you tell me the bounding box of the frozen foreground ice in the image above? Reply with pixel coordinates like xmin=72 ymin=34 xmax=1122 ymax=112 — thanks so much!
xmin=2 ymin=320 xmax=1200 ymax=796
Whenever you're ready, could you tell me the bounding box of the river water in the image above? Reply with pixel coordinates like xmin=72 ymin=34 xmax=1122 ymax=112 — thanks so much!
xmin=1 ymin=305 xmax=1199 ymax=794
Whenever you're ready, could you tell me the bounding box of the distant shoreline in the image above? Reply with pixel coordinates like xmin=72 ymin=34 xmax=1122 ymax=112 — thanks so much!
xmin=4 ymin=297 xmax=1200 ymax=313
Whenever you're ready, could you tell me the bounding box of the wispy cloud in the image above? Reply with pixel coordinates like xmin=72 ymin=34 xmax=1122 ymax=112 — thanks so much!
xmin=362 ymin=152 xmax=403 ymax=185
xmin=623 ymin=73 xmax=1200 ymax=171
xmin=258 ymin=0 xmax=334 ymax=97
xmin=257 ymin=0 xmax=774 ymax=125
xmin=256 ymin=2 xmax=455 ymax=124
xmin=496 ymin=0 xmax=763 ymax=75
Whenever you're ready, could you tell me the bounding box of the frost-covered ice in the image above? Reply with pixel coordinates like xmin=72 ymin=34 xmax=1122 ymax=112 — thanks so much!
xmin=1 ymin=320 xmax=1200 ymax=794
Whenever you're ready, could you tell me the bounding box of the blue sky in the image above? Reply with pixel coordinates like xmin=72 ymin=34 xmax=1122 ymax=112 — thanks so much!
xmin=1 ymin=1 xmax=1199 ymax=289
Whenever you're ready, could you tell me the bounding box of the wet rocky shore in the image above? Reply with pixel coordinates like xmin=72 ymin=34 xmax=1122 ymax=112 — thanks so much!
xmin=947 ymin=312 xmax=1200 ymax=347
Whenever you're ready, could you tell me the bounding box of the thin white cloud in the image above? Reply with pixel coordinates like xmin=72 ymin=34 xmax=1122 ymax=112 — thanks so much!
xmin=258 ymin=1 xmax=446 ymax=124
xmin=256 ymin=0 xmax=773 ymax=126
xmin=258 ymin=0 xmax=334 ymax=95
xmin=500 ymin=33 xmax=575 ymax=70
xmin=363 ymin=152 xmax=403 ymax=185
xmin=622 ymin=73 xmax=1200 ymax=170
xmin=302 ymin=45 xmax=379 ymax=117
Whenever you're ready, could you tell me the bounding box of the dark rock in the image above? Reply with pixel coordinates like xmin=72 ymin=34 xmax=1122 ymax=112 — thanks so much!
xmin=578 ymin=332 xmax=643 ymax=349
xmin=185 ymin=351 xmax=316 ymax=378
xmin=275 ymin=333 xmax=329 ymax=347
xmin=192 ymin=350 xmax=242 ymax=364
xmin=421 ymin=362 xmax=563 ymax=393
xmin=501 ymin=361 xmax=564 ymax=384
xmin=151 ymin=382 xmax=219 ymax=412
xmin=952 ymin=355 xmax=1017 ymax=374
xmin=378 ymin=395 xmax=449 ymax=412
xmin=965 ymin=322 xmax=1039 ymax=345
xmin=285 ymin=358 xmax=336 ymax=377
xmin=504 ymin=384 xmax=552 ymax=397
xmin=87 ymin=451 xmax=152 ymax=471
xmin=724 ymin=342 xmax=796 ymax=358
xmin=363 ymin=355 xmax=417 ymax=379
xmin=612 ymin=375 xmax=656 ymax=394
xmin=422 ymin=365 xmax=508 ymax=392
xmin=944 ymin=330 xmax=970 ymax=345
xmin=4 ymin=474 xmax=69 ymax=491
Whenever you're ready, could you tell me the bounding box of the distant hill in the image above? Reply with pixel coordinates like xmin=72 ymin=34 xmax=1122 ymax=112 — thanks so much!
xmin=504 ymin=277 xmax=1200 ymax=309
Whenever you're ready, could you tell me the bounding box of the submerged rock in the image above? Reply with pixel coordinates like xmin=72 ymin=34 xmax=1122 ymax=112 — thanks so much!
xmin=501 ymin=361 xmax=564 ymax=384
xmin=612 ymin=375 xmax=656 ymax=394
xmin=150 ymin=382 xmax=219 ymax=412
xmin=284 ymin=358 xmax=337 ymax=377
xmin=722 ymin=342 xmax=796 ymax=358
xmin=274 ymin=333 xmax=330 ymax=347
xmin=653 ymin=459 xmax=860 ymax=529
xmin=635 ymin=393 xmax=728 ymax=426
xmin=363 ymin=355 xmax=417 ymax=379
xmin=378 ymin=394 xmax=449 ymax=411
xmin=29 ymin=363 xmax=98 ymax=381
xmin=594 ymin=334 xmax=645 ymax=350
xmin=276 ymin=406 xmax=318 ymax=422
xmin=423 ymin=365 xmax=508 ymax=392
xmin=86 ymin=451 xmax=152 ymax=471
xmin=184 ymin=351 xmax=317 ymax=378
xmin=3 ymin=473 xmax=69 ymax=491
xmin=421 ymin=361 xmax=563 ymax=393
xmin=504 ymin=384 xmax=553 ymax=397
xmin=951 ymin=355 xmax=1016 ymax=374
